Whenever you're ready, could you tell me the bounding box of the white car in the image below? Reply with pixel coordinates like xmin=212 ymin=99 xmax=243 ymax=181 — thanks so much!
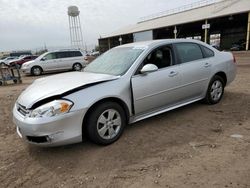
xmin=21 ymin=50 xmax=87 ymax=76
xmin=13 ymin=39 xmax=236 ymax=146
xmin=1 ymin=56 xmax=19 ymax=65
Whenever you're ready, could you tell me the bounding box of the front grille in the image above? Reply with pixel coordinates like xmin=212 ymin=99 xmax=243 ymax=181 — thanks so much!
xmin=17 ymin=103 xmax=29 ymax=116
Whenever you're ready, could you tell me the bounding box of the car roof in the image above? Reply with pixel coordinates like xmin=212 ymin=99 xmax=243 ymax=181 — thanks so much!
xmin=116 ymin=39 xmax=209 ymax=49
xmin=50 ymin=49 xmax=82 ymax=53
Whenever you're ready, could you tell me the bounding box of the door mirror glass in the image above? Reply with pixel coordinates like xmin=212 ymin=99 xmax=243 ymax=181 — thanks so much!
xmin=41 ymin=57 xmax=47 ymax=61
xmin=140 ymin=64 xmax=158 ymax=74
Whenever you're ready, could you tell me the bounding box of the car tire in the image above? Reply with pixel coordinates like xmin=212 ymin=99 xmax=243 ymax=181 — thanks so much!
xmin=73 ymin=63 xmax=82 ymax=71
xmin=86 ymin=102 xmax=126 ymax=145
xmin=204 ymin=75 xmax=225 ymax=105
xmin=31 ymin=66 xmax=42 ymax=76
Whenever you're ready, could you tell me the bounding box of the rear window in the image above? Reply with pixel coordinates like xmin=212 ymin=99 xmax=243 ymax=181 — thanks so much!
xmin=200 ymin=45 xmax=214 ymax=58
xmin=175 ymin=43 xmax=203 ymax=63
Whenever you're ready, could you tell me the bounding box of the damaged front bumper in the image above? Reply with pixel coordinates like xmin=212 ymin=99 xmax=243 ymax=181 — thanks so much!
xmin=13 ymin=104 xmax=86 ymax=146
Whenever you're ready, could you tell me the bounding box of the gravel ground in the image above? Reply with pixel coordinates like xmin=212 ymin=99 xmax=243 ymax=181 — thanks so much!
xmin=0 ymin=52 xmax=250 ymax=188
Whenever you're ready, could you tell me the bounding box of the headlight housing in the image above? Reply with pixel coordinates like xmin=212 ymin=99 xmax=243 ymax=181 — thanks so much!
xmin=29 ymin=100 xmax=73 ymax=118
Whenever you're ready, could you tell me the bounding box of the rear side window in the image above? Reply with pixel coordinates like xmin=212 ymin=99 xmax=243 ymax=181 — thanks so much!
xmin=56 ymin=52 xmax=70 ymax=58
xmin=64 ymin=51 xmax=82 ymax=57
xmin=55 ymin=51 xmax=82 ymax=59
xmin=200 ymin=45 xmax=214 ymax=58
xmin=72 ymin=51 xmax=82 ymax=57
xmin=175 ymin=43 xmax=203 ymax=63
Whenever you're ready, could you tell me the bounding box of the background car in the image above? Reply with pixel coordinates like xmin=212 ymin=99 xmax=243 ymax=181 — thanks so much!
xmin=0 ymin=56 xmax=19 ymax=65
xmin=230 ymin=39 xmax=246 ymax=51
xmin=21 ymin=50 xmax=88 ymax=76
xmin=9 ymin=55 xmax=38 ymax=68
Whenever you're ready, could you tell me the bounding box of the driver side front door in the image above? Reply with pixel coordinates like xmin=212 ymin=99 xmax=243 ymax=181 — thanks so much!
xmin=131 ymin=45 xmax=182 ymax=115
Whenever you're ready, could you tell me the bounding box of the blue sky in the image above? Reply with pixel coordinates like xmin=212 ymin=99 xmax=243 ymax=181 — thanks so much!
xmin=0 ymin=0 xmax=207 ymax=51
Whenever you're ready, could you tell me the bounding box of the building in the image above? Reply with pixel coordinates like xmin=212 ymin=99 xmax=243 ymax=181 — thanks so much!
xmin=0 ymin=50 xmax=32 ymax=58
xmin=99 ymin=0 xmax=250 ymax=52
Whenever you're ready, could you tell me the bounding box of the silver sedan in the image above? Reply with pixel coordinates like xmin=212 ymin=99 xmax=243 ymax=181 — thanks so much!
xmin=13 ymin=39 xmax=236 ymax=146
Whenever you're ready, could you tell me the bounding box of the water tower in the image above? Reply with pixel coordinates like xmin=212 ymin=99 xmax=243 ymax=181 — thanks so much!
xmin=67 ymin=6 xmax=85 ymax=50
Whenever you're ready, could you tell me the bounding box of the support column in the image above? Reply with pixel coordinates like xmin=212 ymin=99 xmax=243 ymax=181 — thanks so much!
xmin=204 ymin=19 xmax=208 ymax=44
xmin=174 ymin=26 xmax=177 ymax=39
xmin=68 ymin=16 xmax=73 ymax=47
xmin=119 ymin=36 xmax=122 ymax=45
xmin=108 ymin=38 xmax=111 ymax=50
xmin=246 ymin=12 xmax=250 ymax=51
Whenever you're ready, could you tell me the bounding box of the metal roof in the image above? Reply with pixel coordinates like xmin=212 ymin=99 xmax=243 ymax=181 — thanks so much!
xmin=101 ymin=0 xmax=250 ymax=38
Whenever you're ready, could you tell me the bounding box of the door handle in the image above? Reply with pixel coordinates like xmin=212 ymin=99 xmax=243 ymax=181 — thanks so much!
xmin=169 ymin=71 xmax=178 ymax=77
xmin=204 ymin=62 xmax=211 ymax=68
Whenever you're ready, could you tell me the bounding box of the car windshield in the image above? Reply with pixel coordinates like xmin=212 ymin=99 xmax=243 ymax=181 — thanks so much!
xmin=84 ymin=47 xmax=144 ymax=76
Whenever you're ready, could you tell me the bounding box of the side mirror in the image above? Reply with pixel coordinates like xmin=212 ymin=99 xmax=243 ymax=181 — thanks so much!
xmin=41 ymin=57 xmax=47 ymax=61
xmin=140 ymin=64 xmax=158 ymax=74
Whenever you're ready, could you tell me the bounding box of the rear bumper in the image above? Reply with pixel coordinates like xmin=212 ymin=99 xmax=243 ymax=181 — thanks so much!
xmin=13 ymin=104 xmax=86 ymax=147
xmin=227 ymin=63 xmax=237 ymax=86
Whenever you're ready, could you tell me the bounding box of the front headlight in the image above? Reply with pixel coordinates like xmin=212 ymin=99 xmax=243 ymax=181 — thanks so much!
xmin=22 ymin=64 xmax=30 ymax=68
xmin=29 ymin=100 xmax=73 ymax=118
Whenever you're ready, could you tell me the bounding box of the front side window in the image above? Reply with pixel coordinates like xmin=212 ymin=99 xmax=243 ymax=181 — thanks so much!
xmin=44 ymin=53 xmax=57 ymax=60
xmin=24 ymin=56 xmax=31 ymax=60
xmin=142 ymin=46 xmax=172 ymax=69
xmin=175 ymin=43 xmax=203 ymax=63
xmin=84 ymin=47 xmax=144 ymax=76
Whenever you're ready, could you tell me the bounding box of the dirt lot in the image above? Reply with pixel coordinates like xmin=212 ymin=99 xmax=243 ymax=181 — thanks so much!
xmin=0 ymin=53 xmax=250 ymax=188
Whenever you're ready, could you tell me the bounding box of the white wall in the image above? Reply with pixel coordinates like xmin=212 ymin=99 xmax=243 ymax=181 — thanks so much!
xmin=133 ymin=30 xmax=153 ymax=42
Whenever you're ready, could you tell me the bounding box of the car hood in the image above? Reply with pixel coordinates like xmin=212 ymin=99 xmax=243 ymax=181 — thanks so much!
xmin=18 ymin=71 xmax=119 ymax=109
xmin=23 ymin=60 xmax=35 ymax=66
xmin=8 ymin=59 xmax=19 ymax=63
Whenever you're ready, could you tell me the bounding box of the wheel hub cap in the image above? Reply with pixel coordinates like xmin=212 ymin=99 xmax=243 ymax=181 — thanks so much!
xmin=97 ymin=109 xmax=121 ymax=140
xmin=210 ymin=80 xmax=223 ymax=101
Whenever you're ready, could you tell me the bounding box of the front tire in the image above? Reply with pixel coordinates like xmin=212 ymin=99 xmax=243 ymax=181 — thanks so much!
xmin=31 ymin=66 xmax=42 ymax=76
xmin=205 ymin=75 xmax=225 ymax=104
xmin=86 ymin=102 xmax=126 ymax=145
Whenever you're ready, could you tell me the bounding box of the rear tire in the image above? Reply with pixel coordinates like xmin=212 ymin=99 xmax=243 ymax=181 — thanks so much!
xmin=204 ymin=75 xmax=225 ymax=105
xmin=86 ymin=102 xmax=126 ymax=145
xmin=31 ymin=66 xmax=42 ymax=76
xmin=73 ymin=63 xmax=82 ymax=71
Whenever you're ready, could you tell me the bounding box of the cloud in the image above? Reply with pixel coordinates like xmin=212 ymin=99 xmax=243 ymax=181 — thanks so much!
xmin=0 ymin=0 xmax=200 ymax=51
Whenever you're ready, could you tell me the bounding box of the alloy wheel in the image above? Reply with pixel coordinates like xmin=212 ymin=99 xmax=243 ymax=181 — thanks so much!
xmin=210 ymin=80 xmax=223 ymax=101
xmin=97 ymin=109 xmax=122 ymax=140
